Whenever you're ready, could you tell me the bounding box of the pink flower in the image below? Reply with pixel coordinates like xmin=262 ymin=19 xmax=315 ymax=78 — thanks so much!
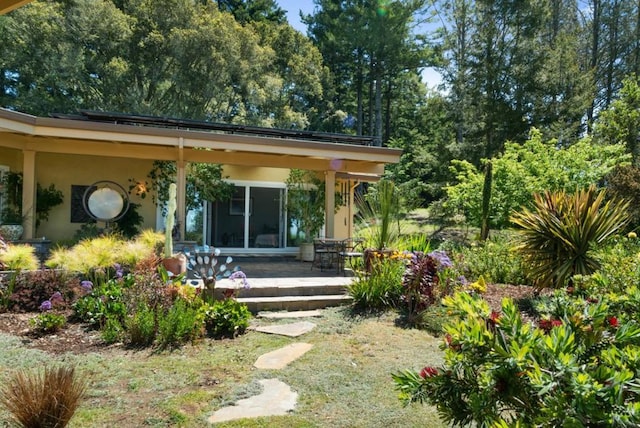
xmin=419 ymin=366 xmax=438 ymax=378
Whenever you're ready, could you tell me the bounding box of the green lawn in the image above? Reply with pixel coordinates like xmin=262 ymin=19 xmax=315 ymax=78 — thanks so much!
xmin=0 ymin=307 xmax=446 ymax=428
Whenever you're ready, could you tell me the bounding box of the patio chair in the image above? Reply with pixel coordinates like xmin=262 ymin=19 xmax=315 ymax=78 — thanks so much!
xmin=337 ymin=238 xmax=364 ymax=275
xmin=311 ymin=238 xmax=341 ymax=271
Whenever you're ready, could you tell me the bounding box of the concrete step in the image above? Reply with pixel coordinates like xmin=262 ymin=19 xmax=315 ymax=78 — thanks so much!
xmin=214 ymin=277 xmax=352 ymax=298
xmin=238 ymin=294 xmax=353 ymax=312
xmin=209 ymin=276 xmax=354 ymax=312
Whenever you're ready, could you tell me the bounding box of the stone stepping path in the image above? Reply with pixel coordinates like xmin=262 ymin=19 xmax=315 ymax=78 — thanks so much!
xmin=254 ymin=343 xmax=313 ymax=370
xmin=209 ymin=318 xmax=318 ymax=424
xmin=251 ymin=321 xmax=316 ymax=337
xmin=207 ymin=379 xmax=298 ymax=424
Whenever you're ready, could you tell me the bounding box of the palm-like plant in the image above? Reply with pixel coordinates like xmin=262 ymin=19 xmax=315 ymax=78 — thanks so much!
xmin=511 ymin=186 xmax=629 ymax=289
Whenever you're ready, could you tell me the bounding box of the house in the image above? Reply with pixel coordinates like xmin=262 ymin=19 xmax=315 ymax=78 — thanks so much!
xmin=0 ymin=108 xmax=401 ymax=254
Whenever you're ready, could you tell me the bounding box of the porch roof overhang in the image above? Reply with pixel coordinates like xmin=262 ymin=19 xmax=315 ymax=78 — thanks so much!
xmin=0 ymin=0 xmax=30 ymax=14
xmin=0 ymin=108 xmax=402 ymax=176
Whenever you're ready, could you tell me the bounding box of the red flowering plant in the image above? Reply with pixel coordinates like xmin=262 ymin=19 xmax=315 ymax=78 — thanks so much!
xmin=393 ymin=289 xmax=640 ymax=426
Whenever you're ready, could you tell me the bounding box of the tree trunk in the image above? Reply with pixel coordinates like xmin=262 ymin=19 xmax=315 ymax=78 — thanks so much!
xmin=480 ymin=160 xmax=493 ymax=241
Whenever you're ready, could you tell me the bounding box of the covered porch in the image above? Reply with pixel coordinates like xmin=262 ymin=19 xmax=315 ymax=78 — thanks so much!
xmin=0 ymin=109 xmax=401 ymax=250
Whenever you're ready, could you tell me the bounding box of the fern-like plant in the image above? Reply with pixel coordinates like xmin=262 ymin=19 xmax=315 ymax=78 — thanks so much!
xmin=511 ymin=186 xmax=629 ymax=289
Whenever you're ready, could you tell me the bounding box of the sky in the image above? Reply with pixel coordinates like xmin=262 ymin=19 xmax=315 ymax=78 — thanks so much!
xmin=277 ymin=0 xmax=314 ymax=33
xmin=275 ymin=0 xmax=443 ymax=89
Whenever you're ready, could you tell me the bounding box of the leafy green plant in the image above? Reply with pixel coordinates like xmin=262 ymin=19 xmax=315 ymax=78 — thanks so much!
xmin=124 ymin=302 xmax=157 ymax=347
xmin=452 ymin=235 xmax=529 ymax=285
xmin=30 ymin=312 xmax=67 ymax=334
xmin=101 ymin=317 xmax=124 ymax=344
xmin=0 ymin=365 xmax=86 ymax=428
xmin=348 ymin=257 xmax=404 ymax=310
xmin=393 ymin=290 xmax=640 ymax=426
xmin=156 ymin=297 xmax=203 ymax=349
xmin=444 ymin=128 xmax=630 ymax=229
xmin=72 ymin=276 xmax=131 ymax=327
xmin=0 ymin=172 xmax=64 ymax=227
xmin=511 ymin=186 xmax=630 ymax=289
xmin=202 ymin=298 xmax=252 ymax=339
xmin=286 ymin=169 xmax=327 ymax=244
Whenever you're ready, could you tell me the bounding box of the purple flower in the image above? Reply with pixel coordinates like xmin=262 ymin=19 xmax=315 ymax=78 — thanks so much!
xmin=229 ymin=270 xmax=250 ymax=289
xmin=39 ymin=300 xmax=52 ymax=312
xmin=427 ymin=250 xmax=453 ymax=268
xmin=113 ymin=263 xmax=123 ymax=279
xmin=50 ymin=292 xmax=64 ymax=305
xmin=81 ymin=280 xmax=93 ymax=293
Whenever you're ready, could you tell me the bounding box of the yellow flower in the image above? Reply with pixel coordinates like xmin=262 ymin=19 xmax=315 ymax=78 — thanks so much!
xmin=469 ymin=276 xmax=487 ymax=294
xmin=628 ymin=232 xmax=637 ymax=239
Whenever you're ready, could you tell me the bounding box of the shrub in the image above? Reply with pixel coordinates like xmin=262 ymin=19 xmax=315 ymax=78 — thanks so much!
xmin=511 ymin=185 xmax=630 ymax=289
xmin=393 ymin=290 xmax=640 ymax=426
xmin=72 ymin=275 xmax=131 ymax=327
xmin=30 ymin=312 xmax=67 ymax=334
xmin=202 ymin=298 xmax=252 ymax=339
xmin=452 ymin=236 xmax=529 ymax=285
xmin=588 ymin=235 xmax=640 ymax=294
xmin=156 ymin=298 xmax=203 ymax=349
xmin=124 ymin=302 xmax=157 ymax=347
xmin=7 ymin=270 xmax=78 ymax=312
xmin=348 ymin=257 xmax=404 ymax=310
xmin=0 ymin=365 xmax=86 ymax=428
xmin=101 ymin=317 xmax=124 ymax=344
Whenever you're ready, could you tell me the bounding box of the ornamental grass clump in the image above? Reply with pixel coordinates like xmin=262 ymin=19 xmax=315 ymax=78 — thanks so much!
xmin=348 ymin=257 xmax=404 ymax=310
xmin=0 ymin=365 xmax=86 ymax=428
xmin=511 ymin=185 xmax=630 ymax=289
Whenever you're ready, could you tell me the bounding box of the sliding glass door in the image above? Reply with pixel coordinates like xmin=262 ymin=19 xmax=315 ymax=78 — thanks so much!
xmin=207 ymin=184 xmax=285 ymax=249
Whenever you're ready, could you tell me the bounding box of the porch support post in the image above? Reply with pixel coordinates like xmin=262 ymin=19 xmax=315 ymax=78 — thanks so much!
xmin=21 ymin=150 xmax=36 ymax=239
xmin=325 ymin=170 xmax=336 ymax=238
xmin=177 ymin=138 xmax=186 ymax=241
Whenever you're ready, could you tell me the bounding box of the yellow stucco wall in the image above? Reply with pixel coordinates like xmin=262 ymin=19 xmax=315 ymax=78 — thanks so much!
xmin=222 ymin=166 xmax=289 ymax=182
xmin=1 ymin=147 xmax=355 ymax=243
xmin=34 ymin=153 xmax=157 ymax=241
xmin=0 ymin=147 xmax=21 ymax=170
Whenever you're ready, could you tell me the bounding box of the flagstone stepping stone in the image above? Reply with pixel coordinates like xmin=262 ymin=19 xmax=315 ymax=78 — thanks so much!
xmin=258 ymin=310 xmax=323 ymax=319
xmin=252 ymin=321 xmax=316 ymax=337
xmin=254 ymin=343 xmax=313 ymax=369
xmin=207 ymin=379 xmax=297 ymax=424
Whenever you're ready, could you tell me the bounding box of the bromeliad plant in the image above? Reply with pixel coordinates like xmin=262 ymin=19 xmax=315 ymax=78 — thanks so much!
xmin=393 ymin=289 xmax=640 ymax=426
xmin=511 ymin=185 xmax=630 ymax=289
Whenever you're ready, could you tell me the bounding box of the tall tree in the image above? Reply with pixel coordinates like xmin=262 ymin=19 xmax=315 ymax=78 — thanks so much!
xmin=215 ymin=0 xmax=286 ymax=24
xmin=304 ymin=0 xmax=430 ymax=143
xmin=0 ymin=0 xmax=327 ymax=128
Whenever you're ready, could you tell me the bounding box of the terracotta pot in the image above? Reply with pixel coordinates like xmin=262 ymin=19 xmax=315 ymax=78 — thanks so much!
xmin=162 ymin=254 xmax=187 ymax=276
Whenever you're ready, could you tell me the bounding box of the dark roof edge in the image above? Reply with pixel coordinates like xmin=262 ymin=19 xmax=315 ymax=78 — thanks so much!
xmin=49 ymin=110 xmax=379 ymax=146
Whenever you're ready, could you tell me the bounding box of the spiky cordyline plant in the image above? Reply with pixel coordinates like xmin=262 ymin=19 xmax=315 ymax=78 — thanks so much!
xmin=0 ymin=365 xmax=87 ymax=428
xmin=511 ymin=185 xmax=630 ymax=289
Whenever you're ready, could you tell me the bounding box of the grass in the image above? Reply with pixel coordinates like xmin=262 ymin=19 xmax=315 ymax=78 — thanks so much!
xmin=0 ymin=307 xmax=446 ymax=427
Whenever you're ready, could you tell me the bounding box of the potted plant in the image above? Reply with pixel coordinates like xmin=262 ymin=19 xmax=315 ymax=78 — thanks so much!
xmin=0 ymin=172 xmax=64 ymax=241
xmin=286 ymin=169 xmax=328 ymax=261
